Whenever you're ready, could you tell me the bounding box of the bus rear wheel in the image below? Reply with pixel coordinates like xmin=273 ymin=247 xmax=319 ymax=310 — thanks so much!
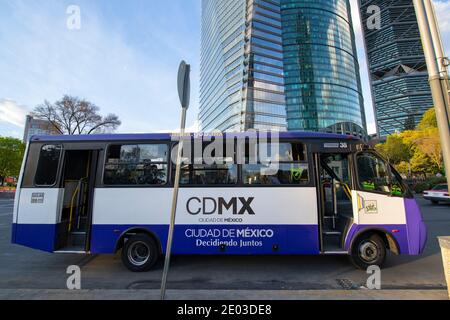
xmin=350 ymin=233 xmax=386 ymax=270
xmin=121 ymin=234 xmax=159 ymax=272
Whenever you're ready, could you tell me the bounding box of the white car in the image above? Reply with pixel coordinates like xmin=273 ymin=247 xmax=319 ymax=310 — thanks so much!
xmin=423 ymin=184 xmax=449 ymax=204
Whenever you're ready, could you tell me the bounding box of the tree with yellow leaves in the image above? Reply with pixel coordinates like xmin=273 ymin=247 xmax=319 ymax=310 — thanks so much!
xmin=376 ymin=108 xmax=444 ymax=177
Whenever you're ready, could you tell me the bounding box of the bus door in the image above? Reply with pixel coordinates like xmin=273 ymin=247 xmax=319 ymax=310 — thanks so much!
xmin=314 ymin=153 xmax=354 ymax=253
xmin=55 ymin=149 xmax=98 ymax=253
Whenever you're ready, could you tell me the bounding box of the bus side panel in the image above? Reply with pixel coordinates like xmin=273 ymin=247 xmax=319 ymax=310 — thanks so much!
xmin=346 ymin=191 xmax=422 ymax=255
xmin=90 ymin=187 xmax=320 ymax=255
xmin=14 ymin=224 xmax=58 ymax=252
xmin=344 ymin=224 xmax=410 ymax=254
xmin=13 ymin=188 xmax=63 ymax=252
xmin=11 ymin=142 xmax=30 ymax=245
xmin=404 ymin=198 xmax=427 ymax=255
xmin=90 ymin=224 xmax=320 ymax=255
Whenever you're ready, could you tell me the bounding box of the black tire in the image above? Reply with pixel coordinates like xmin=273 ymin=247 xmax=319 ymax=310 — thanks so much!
xmin=431 ymin=200 xmax=439 ymax=205
xmin=349 ymin=233 xmax=386 ymax=270
xmin=121 ymin=234 xmax=159 ymax=272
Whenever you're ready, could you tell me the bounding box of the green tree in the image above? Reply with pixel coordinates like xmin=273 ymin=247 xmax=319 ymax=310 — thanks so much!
xmin=396 ymin=161 xmax=411 ymax=176
xmin=33 ymin=95 xmax=121 ymax=135
xmin=417 ymin=108 xmax=438 ymax=130
xmin=0 ymin=137 xmax=25 ymax=186
xmin=410 ymin=149 xmax=434 ymax=177
xmin=377 ymin=107 xmax=443 ymax=177
xmin=411 ymin=128 xmax=442 ymax=174
xmin=375 ymin=134 xmax=412 ymax=165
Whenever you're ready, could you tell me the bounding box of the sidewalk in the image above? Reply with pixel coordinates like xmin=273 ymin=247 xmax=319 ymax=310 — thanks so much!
xmin=0 ymin=289 xmax=447 ymax=300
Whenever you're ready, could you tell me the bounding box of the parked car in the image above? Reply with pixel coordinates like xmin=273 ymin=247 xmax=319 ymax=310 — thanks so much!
xmin=423 ymin=184 xmax=449 ymax=204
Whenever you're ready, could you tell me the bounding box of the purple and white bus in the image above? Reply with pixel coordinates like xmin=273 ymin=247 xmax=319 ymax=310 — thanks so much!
xmin=12 ymin=132 xmax=427 ymax=272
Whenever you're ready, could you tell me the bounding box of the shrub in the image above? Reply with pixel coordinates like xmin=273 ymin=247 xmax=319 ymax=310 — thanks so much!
xmin=413 ymin=177 xmax=447 ymax=193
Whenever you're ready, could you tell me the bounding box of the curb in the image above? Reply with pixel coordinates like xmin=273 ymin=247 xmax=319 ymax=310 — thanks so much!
xmin=0 ymin=289 xmax=448 ymax=300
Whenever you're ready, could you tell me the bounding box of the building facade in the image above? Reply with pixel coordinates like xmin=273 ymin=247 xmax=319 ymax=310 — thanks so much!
xmin=200 ymin=0 xmax=288 ymax=132
xmin=23 ymin=115 xmax=60 ymax=142
xmin=200 ymin=0 xmax=367 ymax=135
xmin=359 ymin=0 xmax=433 ymax=137
xmin=281 ymin=0 xmax=367 ymax=133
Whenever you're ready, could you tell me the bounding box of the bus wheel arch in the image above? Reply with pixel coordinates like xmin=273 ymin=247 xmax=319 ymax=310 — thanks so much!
xmin=115 ymin=228 xmax=162 ymax=256
xmin=349 ymin=229 xmax=395 ymax=270
xmin=350 ymin=228 xmax=400 ymax=256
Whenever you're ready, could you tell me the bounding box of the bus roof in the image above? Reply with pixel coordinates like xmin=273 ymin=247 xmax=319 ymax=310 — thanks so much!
xmin=29 ymin=131 xmax=360 ymax=143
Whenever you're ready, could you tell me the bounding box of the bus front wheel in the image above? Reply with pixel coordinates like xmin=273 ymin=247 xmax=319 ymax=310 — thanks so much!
xmin=121 ymin=234 xmax=159 ymax=272
xmin=350 ymin=233 xmax=386 ymax=270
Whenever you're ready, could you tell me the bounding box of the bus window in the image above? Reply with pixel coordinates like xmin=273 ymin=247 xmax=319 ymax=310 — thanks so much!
xmin=104 ymin=144 xmax=168 ymax=186
xmin=390 ymin=169 xmax=405 ymax=196
xmin=177 ymin=140 xmax=238 ymax=185
xmin=243 ymin=163 xmax=309 ymax=185
xmin=356 ymin=152 xmax=391 ymax=193
xmin=276 ymin=142 xmax=307 ymax=162
xmin=34 ymin=145 xmax=62 ymax=186
xmin=243 ymin=142 xmax=309 ymax=185
xmin=180 ymin=159 xmax=238 ymax=185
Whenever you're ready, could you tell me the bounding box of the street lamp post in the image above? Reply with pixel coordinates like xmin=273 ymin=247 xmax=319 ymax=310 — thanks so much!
xmin=160 ymin=61 xmax=190 ymax=300
xmin=413 ymin=0 xmax=450 ymax=188
xmin=423 ymin=0 xmax=450 ymax=117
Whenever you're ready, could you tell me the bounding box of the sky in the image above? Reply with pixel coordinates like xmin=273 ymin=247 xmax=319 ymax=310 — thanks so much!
xmin=0 ymin=0 xmax=449 ymax=139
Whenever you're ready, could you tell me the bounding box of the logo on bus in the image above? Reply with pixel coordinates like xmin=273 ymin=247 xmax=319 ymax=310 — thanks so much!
xmin=186 ymin=197 xmax=255 ymax=216
xmin=365 ymin=201 xmax=378 ymax=214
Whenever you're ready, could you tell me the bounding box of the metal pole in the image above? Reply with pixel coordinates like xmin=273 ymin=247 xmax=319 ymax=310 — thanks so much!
xmin=413 ymin=0 xmax=450 ymax=187
xmin=424 ymin=0 xmax=450 ymax=117
xmin=424 ymin=0 xmax=448 ymax=75
xmin=160 ymin=61 xmax=190 ymax=300
xmin=160 ymin=108 xmax=187 ymax=300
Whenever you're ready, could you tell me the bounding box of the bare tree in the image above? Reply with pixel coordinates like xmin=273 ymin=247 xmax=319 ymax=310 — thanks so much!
xmin=33 ymin=95 xmax=121 ymax=135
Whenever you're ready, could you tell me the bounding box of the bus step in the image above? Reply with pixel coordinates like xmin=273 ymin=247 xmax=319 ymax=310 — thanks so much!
xmin=69 ymin=232 xmax=87 ymax=246
xmin=323 ymin=230 xmax=342 ymax=236
xmin=324 ymin=250 xmax=348 ymax=255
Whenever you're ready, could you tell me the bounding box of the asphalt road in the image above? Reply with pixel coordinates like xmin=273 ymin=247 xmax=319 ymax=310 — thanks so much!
xmin=0 ymin=197 xmax=448 ymax=292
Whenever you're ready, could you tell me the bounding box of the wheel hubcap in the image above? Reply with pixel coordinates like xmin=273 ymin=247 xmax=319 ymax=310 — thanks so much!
xmin=128 ymin=241 xmax=150 ymax=266
xmin=359 ymin=241 xmax=379 ymax=263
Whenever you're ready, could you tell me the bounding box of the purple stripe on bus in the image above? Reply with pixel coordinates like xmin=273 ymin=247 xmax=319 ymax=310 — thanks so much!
xmin=344 ymin=224 xmax=410 ymax=254
xmin=30 ymin=131 xmax=359 ymax=143
xmin=404 ymin=198 xmax=427 ymax=255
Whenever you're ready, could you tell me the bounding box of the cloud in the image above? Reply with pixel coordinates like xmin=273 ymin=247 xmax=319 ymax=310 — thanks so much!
xmin=0 ymin=99 xmax=29 ymax=128
xmin=434 ymin=0 xmax=450 ymax=56
xmin=349 ymin=0 xmax=377 ymax=135
xmin=435 ymin=1 xmax=450 ymax=33
xmin=157 ymin=119 xmax=200 ymax=133
xmin=0 ymin=1 xmax=200 ymax=135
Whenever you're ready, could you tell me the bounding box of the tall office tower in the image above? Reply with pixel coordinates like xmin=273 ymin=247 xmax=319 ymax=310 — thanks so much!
xmin=281 ymin=0 xmax=367 ymax=135
xmin=360 ymin=0 xmax=433 ymax=137
xmin=200 ymin=0 xmax=288 ymax=132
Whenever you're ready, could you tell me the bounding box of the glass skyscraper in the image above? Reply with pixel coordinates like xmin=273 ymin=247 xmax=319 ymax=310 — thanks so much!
xmin=281 ymin=0 xmax=366 ymax=133
xmin=200 ymin=0 xmax=367 ymax=135
xmin=200 ymin=0 xmax=287 ymax=132
xmin=359 ymin=0 xmax=433 ymax=137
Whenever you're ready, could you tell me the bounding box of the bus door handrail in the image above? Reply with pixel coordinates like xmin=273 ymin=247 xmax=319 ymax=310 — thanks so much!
xmin=67 ymin=153 xmax=91 ymax=233
xmin=320 ymin=159 xmax=353 ymax=202
xmin=68 ymin=178 xmax=87 ymax=232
